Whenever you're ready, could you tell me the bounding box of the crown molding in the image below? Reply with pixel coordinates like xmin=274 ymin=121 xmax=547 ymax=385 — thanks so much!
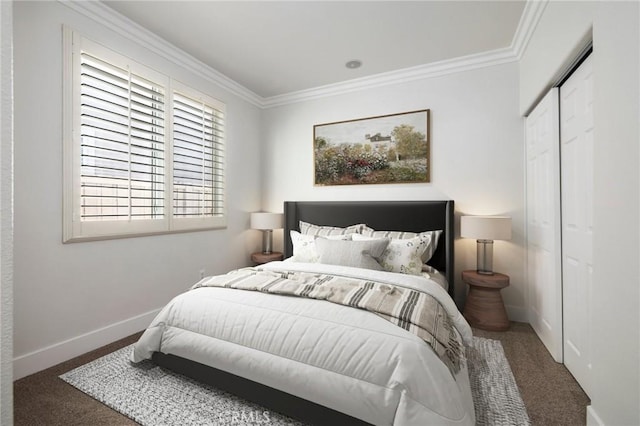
xmin=511 ymin=0 xmax=549 ymax=60
xmin=62 ymin=0 xmax=546 ymax=109
xmin=262 ymin=47 xmax=518 ymax=108
xmin=263 ymin=0 xmax=546 ymax=108
xmin=59 ymin=0 xmax=263 ymax=107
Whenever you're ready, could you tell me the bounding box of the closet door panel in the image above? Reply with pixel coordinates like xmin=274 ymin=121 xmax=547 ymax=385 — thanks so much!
xmin=561 ymin=55 xmax=593 ymax=396
xmin=525 ymin=88 xmax=563 ymax=362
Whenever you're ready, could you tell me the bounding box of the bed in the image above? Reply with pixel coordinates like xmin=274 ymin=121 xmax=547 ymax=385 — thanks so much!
xmin=131 ymin=200 xmax=475 ymax=425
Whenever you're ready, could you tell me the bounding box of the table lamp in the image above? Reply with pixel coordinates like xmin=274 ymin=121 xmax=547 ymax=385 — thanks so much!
xmin=461 ymin=215 xmax=512 ymax=275
xmin=250 ymin=212 xmax=283 ymax=255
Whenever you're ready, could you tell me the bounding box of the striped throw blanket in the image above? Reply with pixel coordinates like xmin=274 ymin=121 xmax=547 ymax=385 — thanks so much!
xmin=194 ymin=268 xmax=464 ymax=375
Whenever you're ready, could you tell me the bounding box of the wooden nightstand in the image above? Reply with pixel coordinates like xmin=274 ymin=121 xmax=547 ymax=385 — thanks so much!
xmin=462 ymin=270 xmax=510 ymax=331
xmin=251 ymin=251 xmax=283 ymax=265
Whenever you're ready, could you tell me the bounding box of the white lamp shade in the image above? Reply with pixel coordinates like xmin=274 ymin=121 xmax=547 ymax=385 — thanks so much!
xmin=461 ymin=216 xmax=512 ymax=241
xmin=250 ymin=212 xmax=283 ymax=230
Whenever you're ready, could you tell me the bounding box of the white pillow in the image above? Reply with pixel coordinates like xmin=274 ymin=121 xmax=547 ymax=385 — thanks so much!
xmin=299 ymin=220 xmax=363 ymax=237
xmin=314 ymin=238 xmax=389 ymax=271
xmin=353 ymin=233 xmax=433 ymax=275
xmin=290 ymin=231 xmax=351 ymax=263
xmin=359 ymin=227 xmax=442 ymax=263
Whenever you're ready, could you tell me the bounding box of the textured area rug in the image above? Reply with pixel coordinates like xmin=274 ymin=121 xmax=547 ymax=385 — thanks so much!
xmin=468 ymin=337 xmax=531 ymax=425
xmin=60 ymin=337 xmax=530 ymax=425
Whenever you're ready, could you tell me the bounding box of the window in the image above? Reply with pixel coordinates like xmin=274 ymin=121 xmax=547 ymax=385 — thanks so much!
xmin=79 ymin=52 xmax=166 ymax=222
xmin=172 ymin=90 xmax=225 ymax=220
xmin=64 ymin=30 xmax=226 ymax=242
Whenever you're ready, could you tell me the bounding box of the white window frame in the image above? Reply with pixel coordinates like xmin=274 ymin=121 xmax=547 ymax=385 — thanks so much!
xmin=63 ymin=28 xmax=226 ymax=242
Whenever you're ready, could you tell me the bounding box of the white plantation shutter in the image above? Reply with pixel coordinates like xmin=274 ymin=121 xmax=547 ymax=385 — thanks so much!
xmin=80 ymin=53 xmax=165 ymax=221
xmin=64 ymin=31 xmax=226 ymax=242
xmin=172 ymin=91 xmax=225 ymax=219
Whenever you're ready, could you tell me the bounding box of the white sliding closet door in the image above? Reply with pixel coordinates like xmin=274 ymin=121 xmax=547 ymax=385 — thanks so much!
xmin=525 ymin=88 xmax=563 ymax=362
xmin=561 ymin=55 xmax=593 ymax=396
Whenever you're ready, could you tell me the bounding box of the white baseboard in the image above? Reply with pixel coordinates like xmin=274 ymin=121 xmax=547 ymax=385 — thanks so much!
xmin=505 ymin=304 xmax=529 ymax=323
xmin=586 ymin=405 xmax=604 ymax=426
xmin=13 ymin=308 xmax=160 ymax=380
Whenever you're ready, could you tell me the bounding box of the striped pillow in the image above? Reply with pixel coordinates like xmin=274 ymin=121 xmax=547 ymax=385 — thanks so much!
xmin=299 ymin=221 xmax=363 ymax=237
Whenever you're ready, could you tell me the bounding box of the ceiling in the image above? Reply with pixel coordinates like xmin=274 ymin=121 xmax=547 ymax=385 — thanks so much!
xmin=103 ymin=1 xmax=526 ymax=99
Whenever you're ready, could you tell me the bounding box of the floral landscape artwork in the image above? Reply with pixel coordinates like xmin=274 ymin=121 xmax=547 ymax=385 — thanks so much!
xmin=314 ymin=110 xmax=430 ymax=186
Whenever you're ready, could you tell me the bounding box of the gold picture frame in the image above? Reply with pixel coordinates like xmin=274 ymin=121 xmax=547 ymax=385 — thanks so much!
xmin=313 ymin=109 xmax=430 ymax=186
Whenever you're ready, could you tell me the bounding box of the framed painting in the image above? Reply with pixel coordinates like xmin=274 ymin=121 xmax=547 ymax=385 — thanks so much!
xmin=313 ymin=109 xmax=430 ymax=186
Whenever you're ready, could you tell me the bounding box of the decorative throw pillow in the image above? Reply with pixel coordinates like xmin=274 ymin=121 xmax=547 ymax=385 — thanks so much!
xmin=359 ymin=227 xmax=442 ymax=264
xmin=353 ymin=233 xmax=434 ymax=275
xmin=299 ymin=221 xmax=363 ymax=237
xmin=290 ymin=231 xmax=352 ymax=263
xmin=314 ymin=238 xmax=389 ymax=271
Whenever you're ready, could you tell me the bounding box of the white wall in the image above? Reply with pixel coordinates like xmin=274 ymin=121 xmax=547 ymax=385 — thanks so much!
xmin=262 ymin=63 xmax=526 ymax=314
xmin=13 ymin=1 xmax=263 ymax=378
xmin=519 ymin=2 xmax=639 ymax=424
xmin=0 ymin=0 xmax=13 ymax=422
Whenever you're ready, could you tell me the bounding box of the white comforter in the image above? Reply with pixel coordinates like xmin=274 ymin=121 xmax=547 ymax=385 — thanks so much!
xmin=132 ymin=261 xmax=475 ymax=425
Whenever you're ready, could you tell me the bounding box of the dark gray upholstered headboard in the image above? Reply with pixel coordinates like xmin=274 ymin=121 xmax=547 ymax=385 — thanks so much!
xmin=283 ymin=200 xmax=455 ymax=299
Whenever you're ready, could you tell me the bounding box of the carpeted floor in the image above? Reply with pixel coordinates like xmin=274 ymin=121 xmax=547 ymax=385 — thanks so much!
xmin=474 ymin=323 xmax=590 ymax=425
xmin=14 ymin=322 xmax=589 ymax=425
xmin=58 ymin=337 xmax=527 ymax=426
